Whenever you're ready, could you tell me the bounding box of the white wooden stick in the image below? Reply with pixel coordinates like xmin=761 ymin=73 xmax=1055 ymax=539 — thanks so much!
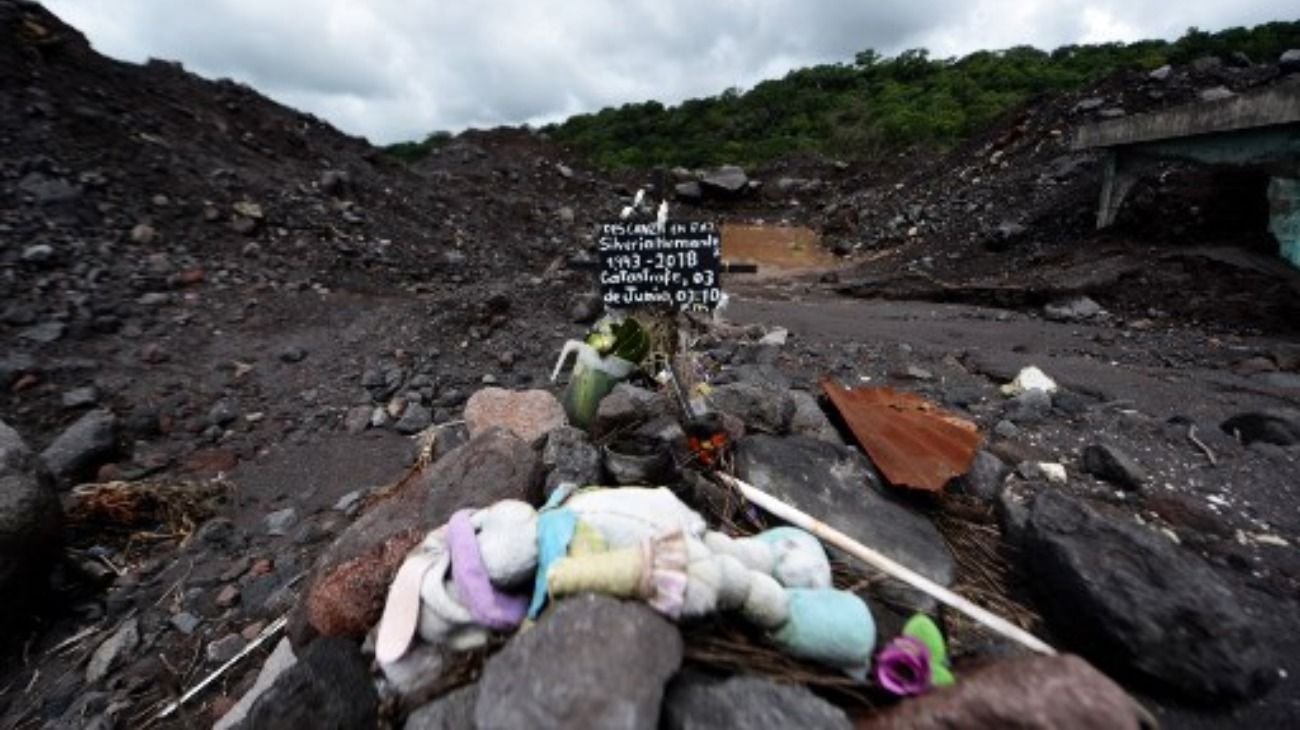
xmin=156 ymin=615 xmax=289 ymax=719
xmin=717 ymin=473 xmax=1055 ymax=655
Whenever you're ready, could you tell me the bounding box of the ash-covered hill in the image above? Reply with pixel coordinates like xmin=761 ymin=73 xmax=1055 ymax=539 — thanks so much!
xmin=1 ymin=0 xmax=610 ymax=301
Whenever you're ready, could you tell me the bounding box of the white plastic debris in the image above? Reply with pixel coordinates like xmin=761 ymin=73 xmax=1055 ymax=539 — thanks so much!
xmin=759 ymin=327 xmax=789 ymax=346
xmin=1039 ymin=463 xmax=1067 ymax=484
xmin=1000 ymin=366 xmax=1058 ymax=396
xmin=1015 ymin=461 xmax=1067 ymax=484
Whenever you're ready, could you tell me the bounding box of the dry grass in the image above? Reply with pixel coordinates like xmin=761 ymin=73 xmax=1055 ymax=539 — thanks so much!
xmin=931 ymin=498 xmax=1043 ymax=654
xmin=65 ymin=479 xmax=230 ymax=549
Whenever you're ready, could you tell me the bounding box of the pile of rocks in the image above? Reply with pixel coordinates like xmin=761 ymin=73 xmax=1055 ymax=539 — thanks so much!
xmin=179 ymin=325 xmax=1274 ymax=729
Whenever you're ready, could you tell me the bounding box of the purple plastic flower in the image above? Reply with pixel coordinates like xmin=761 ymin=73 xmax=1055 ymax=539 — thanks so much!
xmin=873 ymin=635 xmax=932 ymax=696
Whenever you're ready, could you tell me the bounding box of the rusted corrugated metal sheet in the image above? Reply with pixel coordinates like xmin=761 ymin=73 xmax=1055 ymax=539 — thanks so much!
xmin=821 ymin=378 xmax=982 ymax=492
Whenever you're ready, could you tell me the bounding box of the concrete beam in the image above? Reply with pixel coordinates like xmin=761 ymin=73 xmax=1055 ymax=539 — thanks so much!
xmin=1073 ymin=79 xmax=1300 ymax=150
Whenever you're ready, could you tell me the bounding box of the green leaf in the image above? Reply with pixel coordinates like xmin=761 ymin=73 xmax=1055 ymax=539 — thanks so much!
xmin=903 ymin=613 xmax=956 ymax=687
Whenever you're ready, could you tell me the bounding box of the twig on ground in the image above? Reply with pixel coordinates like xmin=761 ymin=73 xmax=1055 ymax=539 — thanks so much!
xmin=1187 ymin=424 xmax=1218 ymax=466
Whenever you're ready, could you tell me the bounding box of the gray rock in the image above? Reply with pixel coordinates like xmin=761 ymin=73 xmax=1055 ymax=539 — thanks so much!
xmin=1259 ymin=371 xmax=1300 ymax=391
xmin=421 ymin=427 xmax=542 ymax=523
xmin=279 ymin=346 xmax=308 ymax=363
xmin=788 ymin=390 xmax=839 ymax=442
xmin=1281 ymin=49 xmax=1300 ymax=73
xmin=1222 ymin=409 xmax=1300 ymax=446
xmin=380 ymin=643 xmax=447 ymax=700
xmin=0 ymin=353 xmax=36 ymax=388
xmin=662 ymin=673 xmax=850 ymax=730
xmin=1226 ymin=51 xmax=1253 ymax=67
xmin=1191 ymin=56 xmax=1222 ymax=71
xmin=1199 ymin=86 xmax=1235 ymax=102
xmin=130 ymin=223 xmax=157 ymax=244
xmin=699 ymin=165 xmax=748 ymax=195
xmin=21 ymin=244 xmax=54 ymax=263
xmin=17 ymin=172 xmax=81 ymax=205
xmin=61 ymin=386 xmax=99 ymax=409
xmin=207 ymin=633 xmax=246 ymax=664
xmin=334 ymin=490 xmax=364 ymax=515
xmin=394 ymin=403 xmax=432 ymax=434
xmin=319 ymin=170 xmax=351 ymax=196
xmin=1098 ymin=108 xmax=1126 ymax=119
xmin=954 ymin=450 xmax=1010 ymax=500
xmin=406 ymin=683 xmax=480 ymax=730
xmin=1081 ymin=443 xmax=1147 ymax=490
xmin=591 ymin=384 xmax=663 ymax=439
xmin=475 ymin=594 xmax=681 ymax=730
xmin=242 ymin=637 xmax=378 ymax=730
xmin=86 ymin=618 xmax=139 ymax=684
xmin=1025 ymin=491 xmax=1274 ymax=700
xmin=265 ymin=508 xmax=299 ymax=536
xmin=214 ymin=638 xmax=298 ymax=730
xmin=19 ymin=321 xmax=66 ymax=343
xmin=40 ymin=409 xmax=117 ymax=485
xmin=569 ymin=291 xmax=603 ymax=323
xmin=344 ymin=405 xmax=372 ymax=434
xmin=194 ymin=517 xmax=241 ymax=548
xmin=1004 ymin=389 xmax=1052 ymax=425
xmin=1073 ymin=97 xmax=1104 ymax=112
xmin=170 ymin=612 xmax=201 ymax=635
xmin=543 ymin=426 xmax=602 ymax=493
xmin=0 ymin=420 xmax=60 ymax=618
xmin=209 ymin=399 xmax=239 ymax=427
xmin=674 ymin=181 xmax=703 ymax=202
xmin=995 ymin=479 xmax=1039 ymax=549
xmin=1043 ymin=296 xmax=1103 ymax=322
xmin=994 ymin=221 xmax=1026 ymax=240
xmin=993 ymin=419 xmax=1019 ymax=438
xmin=705 ymin=381 xmax=795 ymax=434
xmin=1149 ymin=64 xmax=1173 ymax=80
xmin=735 ymin=435 xmax=954 ymax=609
xmin=289 ymin=428 xmax=540 ymax=645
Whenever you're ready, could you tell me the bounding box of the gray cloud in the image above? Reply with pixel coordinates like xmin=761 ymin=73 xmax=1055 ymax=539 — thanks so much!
xmin=43 ymin=0 xmax=1297 ymax=144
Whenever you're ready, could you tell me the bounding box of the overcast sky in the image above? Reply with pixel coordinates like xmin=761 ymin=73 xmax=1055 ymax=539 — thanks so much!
xmin=43 ymin=1 xmax=1296 ymax=144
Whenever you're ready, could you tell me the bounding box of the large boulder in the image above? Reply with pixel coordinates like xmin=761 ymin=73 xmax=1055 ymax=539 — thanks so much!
xmin=705 ymin=382 xmax=795 ymax=435
xmin=861 ymin=654 xmax=1142 ymax=730
xmin=474 ymin=594 xmax=682 ymax=730
xmin=241 ymin=637 xmax=378 ymax=730
xmin=699 ymin=166 xmax=749 ymax=196
xmin=662 ymin=673 xmax=850 ymax=730
xmin=734 ymin=435 xmax=954 ymax=609
xmin=1220 ymin=409 xmax=1300 ymax=446
xmin=0 ymin=418 xmax=61 ymax=620
xmin=463 ymin=388 xmax=566 ymax=445
xmin=405 ymin=683 xmax=479 ymax=730
xmin=214 ymin=639 xmax=298 ymax=730
xmin=40 ymin=409 xmax=117 ymax=486
xmin=291 ymin=428 xmax=540 ymax=644
xmin=1025 ymin=491 xmax=1274 ymax=701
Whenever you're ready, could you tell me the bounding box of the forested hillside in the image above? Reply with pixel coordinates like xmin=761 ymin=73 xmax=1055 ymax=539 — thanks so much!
xmin=391 ymin=22 xmax=1300 ymax=168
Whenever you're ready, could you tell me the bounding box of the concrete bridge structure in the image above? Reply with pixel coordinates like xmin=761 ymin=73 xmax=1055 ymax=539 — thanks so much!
xmin=1073 ymin=79 xmax=1300 ymax=269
